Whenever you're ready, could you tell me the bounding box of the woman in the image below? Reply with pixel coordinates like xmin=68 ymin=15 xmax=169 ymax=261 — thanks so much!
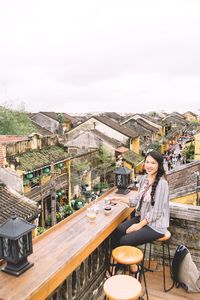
xmin=112 ymin=150 xmax=169 ymax=249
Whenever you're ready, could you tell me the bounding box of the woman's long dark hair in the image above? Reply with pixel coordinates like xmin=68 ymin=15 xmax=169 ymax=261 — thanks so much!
xmin=145 ymin=150 xmax=166 ymax=206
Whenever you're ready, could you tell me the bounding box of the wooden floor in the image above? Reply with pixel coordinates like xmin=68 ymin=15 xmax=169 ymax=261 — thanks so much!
xmin=143 ymin=265 xmax=199 ymax=300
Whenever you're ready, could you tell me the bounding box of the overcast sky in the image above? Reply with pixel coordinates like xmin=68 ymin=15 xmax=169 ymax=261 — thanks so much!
xmin=0 ymin=0 xmax=200 ymax=114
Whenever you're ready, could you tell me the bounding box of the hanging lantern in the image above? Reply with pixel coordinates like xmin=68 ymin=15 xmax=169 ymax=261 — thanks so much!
xmin=26 ymin=173 xmax=33 ymax=180
xmin=61 ymin=189 xmax=65 ymax=195
xmin=58 ymin=191 xmax=62 ymax=197
xmin=43 ymin=167 xmax=50 ymax=174
xmin=58 ymin=163 xmax=64 ymax=169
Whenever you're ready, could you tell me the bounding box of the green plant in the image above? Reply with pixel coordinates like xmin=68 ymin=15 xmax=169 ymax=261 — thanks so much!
xmin=93 ymin=183 xmax=100 ymax=192
xmin=60 ymin=205 xmax=74 ymax=217
xmin=37 ymin=226 xmax=46 ymax=236
xmin=45 ymin=215 xmax=52 ymax=227
xmin=56 ymin=212 xmax=63 ymax=223
xmin=147 ymin=141 xmax=161 ymax=153
xmin=31 ymin=177 xmax=39 ymax=184
xmin=100 ymin=181 xmax=109 ymax=190
xmin=183 ymin=143 xmax=195 ymax=161
xmin=0 ymin=104 xmax=36 ymax=135
xmin=23 ymin=178 xmax=31 ymax=186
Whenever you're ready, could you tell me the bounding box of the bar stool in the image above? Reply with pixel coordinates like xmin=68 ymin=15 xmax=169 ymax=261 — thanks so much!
xmin=111 ymin=246 xmax=149 ymax=300
xmin=103 ymin=274 xmax=142 ymax=300
xmin=143 ymin=229 xmax=173 ymax=292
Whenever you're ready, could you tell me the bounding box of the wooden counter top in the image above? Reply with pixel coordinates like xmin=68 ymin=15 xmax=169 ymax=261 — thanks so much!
xmin=0 ymin=189 xmax=136 ymax=300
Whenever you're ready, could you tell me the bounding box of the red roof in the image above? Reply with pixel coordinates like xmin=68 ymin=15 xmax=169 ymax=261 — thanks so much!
xmin=0 ymin=135 xmax=27 ymax=143
xmin=115 ymin=146 xmax=129 ymax=154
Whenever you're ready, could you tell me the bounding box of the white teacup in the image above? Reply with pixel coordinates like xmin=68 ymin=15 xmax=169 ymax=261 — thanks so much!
xmin=104 ymin=205 xmax=112 ymax=216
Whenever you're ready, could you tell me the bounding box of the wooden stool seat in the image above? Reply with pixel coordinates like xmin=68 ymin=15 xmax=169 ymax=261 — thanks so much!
xmin=103 ymin=274 xmax=142 ymax=300
xmin=112 ymin=246 xmax=143 ymax=265
xmin=157 ymin=230 xmax=171 ymax=242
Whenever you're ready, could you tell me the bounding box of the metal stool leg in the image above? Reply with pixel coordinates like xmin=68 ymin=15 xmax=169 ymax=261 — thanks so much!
xmin=163 ymin=240 xmax=174 ymax=292
xmin=140 ymin=260 xmax=149 ymax=300
xmin=144 ymin=242 xmax=153 ymax=272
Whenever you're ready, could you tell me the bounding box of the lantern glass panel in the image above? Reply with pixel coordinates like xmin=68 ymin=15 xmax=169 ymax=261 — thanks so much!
xmin=2 ymin=238 xmax=12 ymax=258
xmin=117 ymin=175 xmax=122 ymax=187
xmin=17 ymin=234 xmax=31 ymax=260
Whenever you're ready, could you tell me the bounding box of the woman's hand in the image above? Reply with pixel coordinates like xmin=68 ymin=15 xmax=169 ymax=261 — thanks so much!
xmin=126 ymin=219 xmax=147 ymax=234
xmin=126 ymin=223 xmax=142 ymax=233
xmin=110 ymin=196 xmax=128 ymax=205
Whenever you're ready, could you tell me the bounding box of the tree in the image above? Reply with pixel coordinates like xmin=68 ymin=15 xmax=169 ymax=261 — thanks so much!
xmin=147 ymin=141 xmax=161 ymax=153
xmin=0 ymin=105 xmax=35 ymax=135
xmin=92 ymin=146 xmax=115 ymax=182
xmin=148 ymin=111 xmax=158 ymax=117
xmin=182 ymin=143 xmax=195 ymax=161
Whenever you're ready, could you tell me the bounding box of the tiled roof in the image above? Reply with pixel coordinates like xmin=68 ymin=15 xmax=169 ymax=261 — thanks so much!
xmin=115 ymin=146 xmax=129 ymax=154
xmin=92 ymin=129 xmax=121 ymax=147
xmin=98 ymin=112 xmax=122 ymax=122
xmin=163 ymin=114 xmax=188 ymax=126
xmin=122 ymin=150 xmax=144 ymax=166
xmin=122 ymin=114 xmax=161 ymax=130
xmin=31 ymin=120 xmax=53 ymax=136
xmin=13 ymin=145 xmax=70 ymax=172
xmin=39 ymin=112 xmax=78 ymax=125
xmin=134 ymin=118 xmax=159 ymax=132
xmin=183 ymin=111 xmax=198 ymax=117
xmin=0 ymin=183 xmax=40 ymax=224
xmin=94 ymin=116 xmax=138 ymax=138
xmin=0 ymin=135 xmax=27 ymax=143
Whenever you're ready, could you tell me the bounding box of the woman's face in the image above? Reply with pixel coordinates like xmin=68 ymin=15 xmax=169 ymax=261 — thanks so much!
xmin=144 ymin=155 xmax=159 ymax=176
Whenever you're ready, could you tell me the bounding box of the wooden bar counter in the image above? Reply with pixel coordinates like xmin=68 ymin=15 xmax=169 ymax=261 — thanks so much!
xmin=0 ymin=189 xmax=136 ymax=300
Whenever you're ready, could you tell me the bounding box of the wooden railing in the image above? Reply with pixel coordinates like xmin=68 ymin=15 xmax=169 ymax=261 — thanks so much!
xmin=47 ymin=238 xmax=111 ymax=300
xmin=0 ymin=189 xmax=135 ymax=300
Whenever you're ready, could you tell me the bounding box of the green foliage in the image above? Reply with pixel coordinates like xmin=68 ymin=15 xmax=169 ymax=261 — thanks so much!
xmin=37 ymin=226 xmax=46 ymax=236
xmin=56 ymin=212 xmax=63 ymax=223
xmin=148 ymin=111 xmax=158 ymax=117
xmin=45 ymin=215 xmax=52 ymax=227
xmin=72 ymin=159 xmax=91 ymax=174
xmin=147 ymin=141 xmax=161 ymax=153
xmin=93 ymin=183 xmax=100 ymax=191
xmin=100 ymin=181 xmax=109 ymax=190
xmin=182 ymin=143 xmax=195 ymax=161
xmin=15 ymin=146 xmax=69 ymax=171
xmin=98 ymin=146 xmax=112 ymax=164
xmin=60 ymin=204 xmax=74 ymax=217
xmin=57 ymin=113 xmax=64 ymax=124
xmin=187 ymin=120 xmax=200 ymax=130
xmin=0 ymin=105 xmax=35 ymax=135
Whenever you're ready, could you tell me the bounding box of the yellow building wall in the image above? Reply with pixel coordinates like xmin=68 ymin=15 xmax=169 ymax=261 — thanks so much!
xmin=161 ymin=126 xmax=165 ymax=136
xmin=131 ymin=137 xmax=139 ymax=154
xmin=171 ymin=192 xmax=198 ymax=205
xmin=194 ymin=133 xmax=200 ymax=160
xmin=135 ymin=162 xmax=144 ymax=174
xmin=123 ymin=161 xmax=134 ymax=181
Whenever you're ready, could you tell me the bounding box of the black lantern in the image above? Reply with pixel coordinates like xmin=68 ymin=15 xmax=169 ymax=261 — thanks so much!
xmin=114 ymin=166 xmax=132 ymax=194
xmin=0 ymin=213 xmax=36 ymax=276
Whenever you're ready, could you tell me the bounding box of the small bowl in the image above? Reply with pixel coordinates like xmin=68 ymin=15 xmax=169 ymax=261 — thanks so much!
xmin=104 ymin=205 xmax=112 ymax=216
